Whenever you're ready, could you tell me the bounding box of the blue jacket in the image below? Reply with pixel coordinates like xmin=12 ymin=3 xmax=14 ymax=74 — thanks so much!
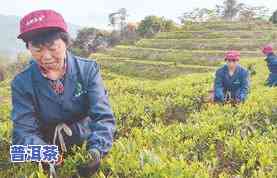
xmin=11 ymin=52 xmax=116 ymax=156
xmin=265 ymin=53 xmax=277 ymax=86
xmin=214 ymin=64 xmax=250 ymax=102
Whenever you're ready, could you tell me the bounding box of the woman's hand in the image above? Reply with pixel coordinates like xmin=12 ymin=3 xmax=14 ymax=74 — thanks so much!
xmin=76 ymin=149 xmax=101 ymax=177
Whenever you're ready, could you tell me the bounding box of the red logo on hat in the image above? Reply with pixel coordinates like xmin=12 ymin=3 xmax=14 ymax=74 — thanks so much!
xmin=25 ymin=15 xmax=45 ymax=26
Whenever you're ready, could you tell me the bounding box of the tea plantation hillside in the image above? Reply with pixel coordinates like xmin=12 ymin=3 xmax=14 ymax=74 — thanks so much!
xmin=0 ymin=21 xmax=276 ymax=178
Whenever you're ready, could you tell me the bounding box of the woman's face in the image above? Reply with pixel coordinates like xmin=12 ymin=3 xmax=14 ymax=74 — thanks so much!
xmin=28 ymin=38 xmax=67 ymax=71
xmin=227 ymin=60 xmax=238 ymax=71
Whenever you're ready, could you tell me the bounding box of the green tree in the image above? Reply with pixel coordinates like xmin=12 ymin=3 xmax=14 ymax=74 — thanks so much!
xmin=137 ymin=16 xmax=177 ymax=37
xmin=270 ymin=10 xmax=277 ymax=24
xmin=219 ymin=0 xmax=244 ymax=21
xmin=71 ymin=28 xmax=110 ymax=57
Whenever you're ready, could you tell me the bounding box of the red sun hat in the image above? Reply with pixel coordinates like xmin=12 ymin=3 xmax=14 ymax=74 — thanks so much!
xmin=225 ymin=50 xmax=240 ymax=61
xmin=262 ymin=44 xmax=273 ymax=55
xmin=18 ymin=9 xmax=68 ymax=40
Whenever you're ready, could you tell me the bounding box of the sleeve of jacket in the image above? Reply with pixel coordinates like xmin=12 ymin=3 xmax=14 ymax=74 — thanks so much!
xmin=238 ymin=70 xmax=250 ymax=101
xmin=11 ymin=77 xmax=48 ymax=146
xmin=86 ymin=62 xmax=116 ymax=156
xmin=214 ymin=69 xmax=225 ymax=102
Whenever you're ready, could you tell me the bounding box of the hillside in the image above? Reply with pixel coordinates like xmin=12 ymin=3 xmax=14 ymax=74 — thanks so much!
xmin=0 ymin=21 xmax=276 ymax=177
xmin=91 ymin=21 xmax=277 ymax=80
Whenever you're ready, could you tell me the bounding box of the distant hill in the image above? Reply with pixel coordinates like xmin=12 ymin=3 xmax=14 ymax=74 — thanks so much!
xmin=0 ymin=14 xmax=82 ymax=58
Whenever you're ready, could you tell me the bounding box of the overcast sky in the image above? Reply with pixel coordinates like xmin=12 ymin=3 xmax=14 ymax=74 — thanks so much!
xmin=1 ymin=0 xmax=277 ymax=29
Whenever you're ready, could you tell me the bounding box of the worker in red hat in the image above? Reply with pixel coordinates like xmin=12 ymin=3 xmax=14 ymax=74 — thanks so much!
xmin=262 ymin=44 xmax=277 ymax=86
xmin=210 ymin=50 xmax=250 ymax=103
xmin=11 ymin=9 xmax=115 ymax=177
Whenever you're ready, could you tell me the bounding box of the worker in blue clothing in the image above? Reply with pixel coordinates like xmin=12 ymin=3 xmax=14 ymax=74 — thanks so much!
xmin=11 ymin=9 xmax=116 ymax=177
xmin=262 ymin=44 xmax=277 ymax=87
xmin=210 ymin=50 xmax=250 ymax=104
